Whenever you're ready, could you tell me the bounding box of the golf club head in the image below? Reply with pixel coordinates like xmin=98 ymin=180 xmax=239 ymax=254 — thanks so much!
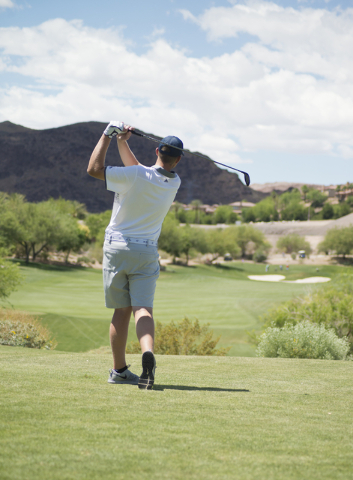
xmin=244 ymin=173 xmax=251 ymax=186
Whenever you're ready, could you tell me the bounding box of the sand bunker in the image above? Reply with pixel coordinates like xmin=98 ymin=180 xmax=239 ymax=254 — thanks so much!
xmin=248 ymin=275 xmax=331 ymax=284
xmin=284 ymin=277 xmax=331 ymax=284
xmin=248 ymin=275 xmax=286 ymax=282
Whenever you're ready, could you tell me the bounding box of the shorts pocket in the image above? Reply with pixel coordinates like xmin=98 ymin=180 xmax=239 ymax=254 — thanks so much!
xmin=137 ymin=252 xmax=160 ymax=276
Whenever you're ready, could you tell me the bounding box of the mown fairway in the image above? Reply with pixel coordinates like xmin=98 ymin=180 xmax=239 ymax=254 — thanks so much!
xmin=7 ymin=261 xmax=345 ymax=355
xmin=1 ymin=346 xmax=352 ymax=480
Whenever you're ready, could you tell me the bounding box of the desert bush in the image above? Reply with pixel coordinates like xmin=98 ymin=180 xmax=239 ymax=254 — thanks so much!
xmin=126 ymin=317 xmax=230 ymax=356
xmin=256 ymin=321 xmax=349 ymax=360
xmin=253 ymin=247 xmax=268 ymax=263
xmin=0 ymin=309 xmax=56 ymax=349
xmin=260 ymin=275 xmax=353 ymax=353
xmin=77 ymin=256 xmax=92 ymax=265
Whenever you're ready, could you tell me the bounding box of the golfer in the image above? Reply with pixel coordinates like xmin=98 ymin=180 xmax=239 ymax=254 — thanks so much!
xmin=87 ymin=121 xmax=182 ymax=389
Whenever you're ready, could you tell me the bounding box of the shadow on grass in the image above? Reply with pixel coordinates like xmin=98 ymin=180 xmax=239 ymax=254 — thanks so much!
xmin=154 ymin=385 xmax=249 ymax=392
xmin=9 ymin=258 xmax=87 ymax=272
xmin=213 ymin=264 xmax=244 ymax=272
xmin=332 ymin=256 xmax=353 ymax=266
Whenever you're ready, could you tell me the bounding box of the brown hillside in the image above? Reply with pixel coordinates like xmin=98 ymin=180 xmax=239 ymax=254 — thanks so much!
xmin=0 ymin=121 xmax=265 ymax=212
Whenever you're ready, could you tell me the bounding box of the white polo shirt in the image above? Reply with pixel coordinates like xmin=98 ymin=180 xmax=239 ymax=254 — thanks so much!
xmin=105 ymin=164 xmax=181 ymax=242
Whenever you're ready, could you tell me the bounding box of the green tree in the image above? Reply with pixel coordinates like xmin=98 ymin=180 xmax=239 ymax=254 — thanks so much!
xmin=242 ymin=196 xmax=278 ymax=223
xmin=158 ymin=214 xmax=183 ymax=263
xmin=242 ymin=207 xmax=256 ymax=223
xmin=190 ymin=200 xmax=203 ymax=224
xmin=277 ymin=190 xmax=307 ymax=221
xmin=0 ymin=250 xmax=23 ymax=302
xmin=322 ymin=203 xmax=334 ymax=219
xmin=179 ymin=225 xmax=208 ymax=265
xmin=276 ymin=234 xmax=312 ymax=256
xmin=213 ymin=205 xmax=238 ymax=224
xmin=0 ymin=194 xmax=36 ymax=263
xmin=85 ymin=210 xmax=112 ymax=241
xmin=333 ymin=202 xmax=351 ymax=219
xmin=281 ymin=202 xmax=307 ymax=221
xmin=170 ymin=202 xmax=183 ymax=222
xmin=205 ymin=229 xmax=229 ymax=262
xmin=301 ymin=185 xmax=309 ymax=201
xmin=223 ymin=225 xmax=269 ymax=259
xmin=0 ymin=195 xmax=84 ymax=263
xmin=56 ymin=217 xmax=89 ymax=263
xmin=318 ymin=227 xmax=353 ymax=258
xmin=306 ymin=189 xmax=327 ymax=208
xmin=346 ymin=196 xmax=353 ymax=207
xmin=29 ymin=201 xmax=66 ymax=261
xmin=252 ymin=197 xmax=278 ymax=222
xmin=47 ymin=197 xmax=88 ymax=219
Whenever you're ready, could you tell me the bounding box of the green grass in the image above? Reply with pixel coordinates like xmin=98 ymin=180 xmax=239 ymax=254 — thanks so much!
xmin=5 ymin=260 xmax=348 ymax=355
xmin=1 ymin=346 xmax=352 ymax=480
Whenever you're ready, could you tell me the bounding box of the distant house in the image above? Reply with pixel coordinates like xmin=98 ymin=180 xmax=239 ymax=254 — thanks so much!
xmin=228 ymin=201 xmax=256 ymax=214
xmin=337 ymin=188 xmax=353 ymax=201
xmin=322 ymin=186 xmax=337 ymax=198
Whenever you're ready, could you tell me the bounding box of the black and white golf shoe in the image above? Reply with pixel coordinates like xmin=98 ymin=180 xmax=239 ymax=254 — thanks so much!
xmin=138 ymin=351 xmax=156 ymax=390
xmin=108 ymin=367 xmax=139 ymax=385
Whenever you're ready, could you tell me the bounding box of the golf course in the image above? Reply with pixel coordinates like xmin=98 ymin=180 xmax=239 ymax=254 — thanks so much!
xmin=5 ymin=260 xmax=346 ymax=355
xmin=1 ymin=260 xmax=353 ymax=479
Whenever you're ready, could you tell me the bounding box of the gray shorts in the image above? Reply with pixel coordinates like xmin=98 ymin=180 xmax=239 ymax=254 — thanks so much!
xmin=103 ymin=237 xmax=160 ymax=309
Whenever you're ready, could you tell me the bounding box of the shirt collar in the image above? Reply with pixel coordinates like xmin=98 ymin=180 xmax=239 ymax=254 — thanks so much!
xmin=152 ymin=166 xmax=177 ymax=179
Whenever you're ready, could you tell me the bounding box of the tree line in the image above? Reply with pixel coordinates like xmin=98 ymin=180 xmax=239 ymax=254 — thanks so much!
xmin=0 ymin=193 xmax=89 ymax=263
xmin=174 ymin=188 xmax=353 ymax=225
xmin=0 ymin=190 xmax=352 ymax=285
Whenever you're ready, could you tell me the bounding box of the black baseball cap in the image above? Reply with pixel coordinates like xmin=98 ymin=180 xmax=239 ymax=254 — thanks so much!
xmin=158 ymin=136 xmax=184 ymax=157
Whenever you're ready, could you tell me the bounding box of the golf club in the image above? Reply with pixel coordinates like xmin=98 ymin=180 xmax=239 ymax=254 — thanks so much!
xmin=130 ymin=130 xmax=251 ymax=186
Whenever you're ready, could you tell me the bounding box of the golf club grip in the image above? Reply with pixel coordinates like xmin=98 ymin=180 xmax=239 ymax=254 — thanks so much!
xmin=131 ymin=130 xmax=143 ymax=137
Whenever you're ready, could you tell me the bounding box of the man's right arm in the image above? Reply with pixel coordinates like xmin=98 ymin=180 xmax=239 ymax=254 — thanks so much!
xmin=87 ymin=134 xmax=111 ymax=181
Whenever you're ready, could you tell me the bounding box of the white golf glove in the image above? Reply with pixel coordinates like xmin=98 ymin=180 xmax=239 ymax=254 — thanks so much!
xmin=103 ymin=121 xmax=125 ymax=138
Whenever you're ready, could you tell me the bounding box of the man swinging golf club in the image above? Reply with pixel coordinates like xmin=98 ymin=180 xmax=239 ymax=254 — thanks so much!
xmin=87 ymin=121 xmax=182 ymax=389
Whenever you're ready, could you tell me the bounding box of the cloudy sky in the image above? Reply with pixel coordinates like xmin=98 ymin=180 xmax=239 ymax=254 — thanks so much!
xmin=0 ymin=0 xmax=352 ymax=186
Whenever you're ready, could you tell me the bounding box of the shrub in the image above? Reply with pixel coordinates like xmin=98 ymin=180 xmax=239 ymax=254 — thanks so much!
xmin=256 ymin=321 xmax=349 ymax=360
xmin=253 ymin=247 xmax=268 ymax=263
xmin=0 ymin=309 xmax=56 ymax=349
xmin=260 ymin=275 xmax=353 ymax=353
xmin=126 ymin=317 xmax=230 ymax=356
xmin=77 ymin=256 xmax=92 ymax=265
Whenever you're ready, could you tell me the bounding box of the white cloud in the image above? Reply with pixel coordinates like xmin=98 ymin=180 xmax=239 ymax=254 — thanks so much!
xmin=0 ymin=0 xmax=15 ymax=8
xmin=0 ymin=3 xmax=353 ymax=172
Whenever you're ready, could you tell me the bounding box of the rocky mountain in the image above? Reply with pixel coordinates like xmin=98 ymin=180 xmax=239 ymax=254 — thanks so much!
xmin=0 ymin=121 xmax=265 ymax=212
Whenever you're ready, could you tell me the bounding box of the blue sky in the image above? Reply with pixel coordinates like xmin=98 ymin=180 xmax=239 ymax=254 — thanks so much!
xmin=1 ymin=0 xmax=353 ymax=187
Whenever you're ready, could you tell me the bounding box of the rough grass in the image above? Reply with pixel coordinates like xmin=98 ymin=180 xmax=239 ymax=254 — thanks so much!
xmin=0 ymin=346 xmax=352 ymax=480
xmin=6 ymin=260 xmax=347 ymax=355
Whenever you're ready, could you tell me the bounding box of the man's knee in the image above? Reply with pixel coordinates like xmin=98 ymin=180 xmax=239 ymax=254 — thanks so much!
xmin=133 ymin=306 xmax=153 ymax=322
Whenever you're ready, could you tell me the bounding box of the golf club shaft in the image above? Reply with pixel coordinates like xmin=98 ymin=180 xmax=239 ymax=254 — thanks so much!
xmin=131 ymin=130 xmax=250 ymax=186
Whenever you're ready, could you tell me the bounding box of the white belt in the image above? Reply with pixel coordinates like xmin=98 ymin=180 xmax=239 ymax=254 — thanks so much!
xmin=106 ymin=234 xmax=158 ymax=247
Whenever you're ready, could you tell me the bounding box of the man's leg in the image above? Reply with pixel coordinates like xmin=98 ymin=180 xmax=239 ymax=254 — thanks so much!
xmin=133 ymin=306 xmax=154 ymax=352
xmin=133 ymin=307 xmax=156 ymax=389
xmin=110 ymin=306 xmax=132 ymax=370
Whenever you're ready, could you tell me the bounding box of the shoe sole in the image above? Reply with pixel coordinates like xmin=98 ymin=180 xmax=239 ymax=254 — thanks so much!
xmin=139 ymin=351 xmax=155 ymax=390
xmin=108 ymin=379 xmax=139 ymax=385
